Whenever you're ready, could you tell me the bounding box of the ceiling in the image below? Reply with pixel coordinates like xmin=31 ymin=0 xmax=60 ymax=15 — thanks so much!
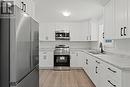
xmin=35 ymin=0 xmax=110 ymax=22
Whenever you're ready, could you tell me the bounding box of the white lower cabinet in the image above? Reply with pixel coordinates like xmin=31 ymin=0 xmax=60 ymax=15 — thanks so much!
xmin=70 ymin=51 xmax=85 ymax=68
xmin=84 ymin=54 xmax=121 ymax=87
xmin=84 ymin=53 xmax=130 ymax=87
xmin=100 ymin=62 xmax=122 ymax=87
xmin=83 ymin=53 xmax=101 ymax=86
xmin=39 ymin=50 xmax=53 ymax=68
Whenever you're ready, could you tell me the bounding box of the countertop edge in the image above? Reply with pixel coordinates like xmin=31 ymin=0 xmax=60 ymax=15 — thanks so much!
xmin=80 ymin=50 xmax=130 ymax=71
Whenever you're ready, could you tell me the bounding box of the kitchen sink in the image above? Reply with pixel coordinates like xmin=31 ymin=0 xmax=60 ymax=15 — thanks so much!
xmin=89 ymin=51 xmax=100 ymax=54
xmin=88 ymin=50 xmax=106 ymax=54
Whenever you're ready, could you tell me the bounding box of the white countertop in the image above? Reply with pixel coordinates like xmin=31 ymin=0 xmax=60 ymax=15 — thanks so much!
xmin=39 ymin=48 xmax=130 ymax=70
xmin=81 ymin=50 xmax=130 ymax=71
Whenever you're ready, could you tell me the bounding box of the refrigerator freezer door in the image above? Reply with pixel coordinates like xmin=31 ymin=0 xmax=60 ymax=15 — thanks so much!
xmin=11 ymin=68 xmax=39 ymax=87
xmin=0 ymin=18 xmax=10 ymax=87
xmin=10 ymin=6 xmax=31 ymax=83
xmin=30 ymin=18 xmax=39 ymax=70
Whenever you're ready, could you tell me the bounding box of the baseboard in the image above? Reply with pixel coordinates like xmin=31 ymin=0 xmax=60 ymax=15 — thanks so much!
xmin=39 ymin=67 xmax=83 ymax=70
xmin=39 ymin=67 xmax=54 ymax=70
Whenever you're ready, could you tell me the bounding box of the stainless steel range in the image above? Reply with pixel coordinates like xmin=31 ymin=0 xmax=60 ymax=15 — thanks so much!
xmin=54 ymin=45 xmax=70 ymax=67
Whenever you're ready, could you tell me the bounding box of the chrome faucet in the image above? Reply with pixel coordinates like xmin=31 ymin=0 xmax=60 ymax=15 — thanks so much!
xmin=99 ymin=42 xmax=104 ymax=53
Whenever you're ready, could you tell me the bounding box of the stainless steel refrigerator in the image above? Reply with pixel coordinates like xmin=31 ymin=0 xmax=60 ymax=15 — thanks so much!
xmin=0 ymin=5 xmax=39 ymax=87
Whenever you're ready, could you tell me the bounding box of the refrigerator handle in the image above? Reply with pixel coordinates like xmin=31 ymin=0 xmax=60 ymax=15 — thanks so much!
xmin=24 ymin=4 xmax=26 ymax=12
xmin=21 ymin=2 xmax=24 ymax=11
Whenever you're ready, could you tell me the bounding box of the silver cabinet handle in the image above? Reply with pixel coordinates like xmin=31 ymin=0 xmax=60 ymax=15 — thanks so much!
xmin=124 ymin=27 xmax=126 ymax=36
xmin=96 ymin=60 xmax=100 ymax=64
xmin=86 ymin=59 xmax=88 ymax=65
xmin=90 ymin=36 xmax=91 ymax=40
xmin=108 ymin=80 xmax=116 ymax=87
xmin=21 ymin=2 xmax=24 ymax=10
xmin=121 ymin=28 xmax=123 ymax=36
xmin=24 ymin=3 xmax=26 ymax=12
xmin=108 ymin=68 xmax=117 ymax=73
xmin=95 ymin=66 xmax=98 ymax=73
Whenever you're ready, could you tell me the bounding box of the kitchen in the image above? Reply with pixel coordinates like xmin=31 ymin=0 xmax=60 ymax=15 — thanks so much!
xmin=1 ymin=0 xmax=130 ymax=87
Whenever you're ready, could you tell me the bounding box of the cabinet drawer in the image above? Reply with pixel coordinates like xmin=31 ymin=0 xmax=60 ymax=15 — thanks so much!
xmin=105 ymin=64 xmax=122 ymax=87
xmin=39 ymin=51 xmax=47 ymax=58
xmin=105 ymin=78 xmax=121 ymax=87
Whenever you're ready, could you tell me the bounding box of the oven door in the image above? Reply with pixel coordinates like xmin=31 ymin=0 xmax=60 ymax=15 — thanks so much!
xmin=54 ymin=55 xmax=70 ymax=66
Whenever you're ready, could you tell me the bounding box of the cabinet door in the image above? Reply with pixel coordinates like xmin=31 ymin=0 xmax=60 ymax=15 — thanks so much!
xmin=128 ymin=0 xmax=130 ymax=38
xmin=87 ymin=56 xmax=95 ymax=80
xmin=87 ymin=20 xmax=98 ymax=41
xmin=15 ymin=0 xmax=22 ymax=8
xmin=82 ymin=22 xmax=90 ymax=41
xmin=31 ymin=1 xmax=35 ymax=18
xmin=70 ymin=23 xmax=83 ymax=41
xmin=104 ymin=0 xmax=115 ymax=39
xmin=94 ymin=59 xmax=101 ymax=87
xmin=70 ymin=51 xmax=84 ymax=67
xmin=90 ymin=21 xmax=98 ymax=41
xmin=85 ymin=55 xmax=101 ymax=87
xmin=39 ymin=51 xmax=53 ymax=68
xmin=25 ymin=0 xmax=31 ymax=15
xmin=100 ymin=62 xmax=108 ymax=87
xmin=25 ymin=0 xmax=35 ymax=18
xmin=70 ymin=23 xmax=89 ymax=41
xmin=39 ymin=23 xmax=55 ymax=41
xmin=115 ymin=0 xmax=127 ymax=39
xmin=77 ymin=51 xmax=85 ymax=67
xmin=70 ymin=51 xmax=79 ymax=67
xmin=84 ymin=54 xmax=91 ymax=76
xmin=55 ymin=23 xmax=70 ymax=31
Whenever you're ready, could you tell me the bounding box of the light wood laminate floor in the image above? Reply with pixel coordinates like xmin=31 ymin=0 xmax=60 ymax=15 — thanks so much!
xmin=39 ymin=69 xmax=95 ymax=87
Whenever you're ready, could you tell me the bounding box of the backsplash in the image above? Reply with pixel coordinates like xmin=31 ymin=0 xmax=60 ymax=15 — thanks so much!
xmin=39 ymin=41 xmax=91 ymax=49
xmin=90 ymin=39 xmax=130 ymax=56
xmin=105 ymin=39 xmax=130 ymax=56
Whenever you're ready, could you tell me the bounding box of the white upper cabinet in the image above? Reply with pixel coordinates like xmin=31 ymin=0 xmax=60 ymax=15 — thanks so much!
xmin=21 ymin=0 xmax=35 ymax=17
xmin=82 ymin=22 xmax=90 ymax=41
xmin=104 ymin=0 xmax=130 ymax=39
xmin=39 ymin=21 xmax=98 ymax=42
xmin=55 ymin=23 xmax=70 ymax=31
xmin=104 ymin=0 xmax=115 ymax=39
xmin=39 ymin=23 xmax=55 ymax=41
xmin=70 ymin=22 xmax=89 ymax=41
xmin=70 ymin=21 xmax=98 ymax=41
xmin=88 ymin=20 xmax=98 ymax=41
xmin=115 ymin=0 xmax=128 ymax=39
xmin=128 ymin=0 xmax=130 ymax=38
